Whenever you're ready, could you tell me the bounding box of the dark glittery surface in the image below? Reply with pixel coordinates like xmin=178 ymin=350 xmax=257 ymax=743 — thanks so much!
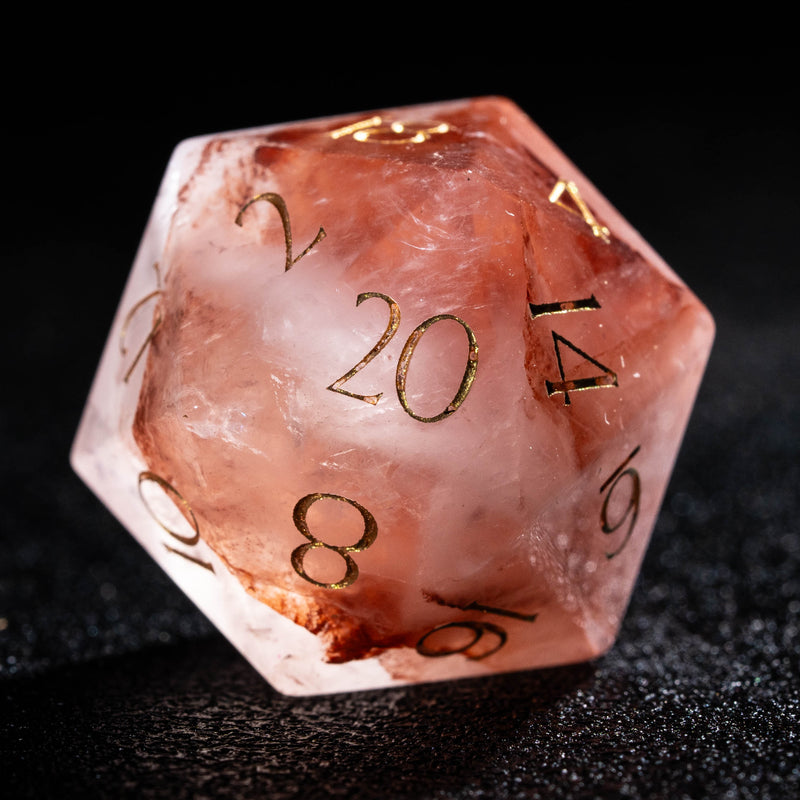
xmin=2 ymin=54 xmax=798 ymax=798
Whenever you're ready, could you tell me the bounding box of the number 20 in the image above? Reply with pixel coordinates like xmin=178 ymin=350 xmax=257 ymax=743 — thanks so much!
xmin=327 ymin=292 xmax=479 ymax=423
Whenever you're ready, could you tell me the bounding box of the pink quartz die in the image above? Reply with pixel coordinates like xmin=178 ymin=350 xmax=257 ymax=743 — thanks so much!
xmin=71 ymin=97 xmax=714 ymax=695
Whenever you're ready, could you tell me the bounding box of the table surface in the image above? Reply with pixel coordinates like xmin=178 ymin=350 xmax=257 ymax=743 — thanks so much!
xmin=2 ymin=54 xmax=798 ymax=798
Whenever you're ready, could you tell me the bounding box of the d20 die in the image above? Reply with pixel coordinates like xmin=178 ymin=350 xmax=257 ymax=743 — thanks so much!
xmin=71 ymin=97 xmax=714 ymax=695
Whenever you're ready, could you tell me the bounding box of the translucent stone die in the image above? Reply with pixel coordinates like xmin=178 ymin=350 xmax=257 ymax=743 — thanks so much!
xmin=71 ymin=97 xmax=714 ymax=695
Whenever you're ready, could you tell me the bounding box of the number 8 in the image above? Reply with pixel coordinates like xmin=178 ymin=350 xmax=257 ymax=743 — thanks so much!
xmin=291 ymin=493 xmax=378 ymax=589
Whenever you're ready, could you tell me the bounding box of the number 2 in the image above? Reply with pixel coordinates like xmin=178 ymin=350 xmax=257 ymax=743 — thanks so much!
xmin=326 ymin=293 xmax=400 ymax=405
xmin=235 ymin=192 xmax=326 ymax=272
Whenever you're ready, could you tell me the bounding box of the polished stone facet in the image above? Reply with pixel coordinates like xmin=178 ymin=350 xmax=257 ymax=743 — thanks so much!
xmin=71 ymin=98 xmax=714 ymax=695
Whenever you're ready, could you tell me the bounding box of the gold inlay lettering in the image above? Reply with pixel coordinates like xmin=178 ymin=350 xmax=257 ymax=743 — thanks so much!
xmin=600 ymin=446 xmax=641 ymax=559
xmin=329 ymin=116 xmax=383 ymax=139
xmin=329 ymin=116 xmax=450 ymax=144
xmin=137 ymin=471 xmax=214 ymax=572
xmin=549 ymin=179 xmax=610 ymax=243
xmin=455 ymin=600 xmax=536 ymax=623
xmin=395 ymin=314 xmax=478 ymax=423
xmin=546 ymin=331 xmax=618 ymax=405
xmin=416 ymin=621 xmax=507 ymax=660
xmin=529 ymin=294 xmax=601 ymax=319
xmin=235 ymin=192 xmax=326 ymax=272
xmin=163 ymin=544 xmax=215 ymax=572
xmin=120 ymin=292 xmax=162 ymax=383
xmin=327 ymin=292 xmax=401 ymax=405
xmin=423 ymin=590 xmax=538 ymax=622
xmin=291 ymin=493 xmax=378 ymax=590
xmin=327 ymin=297 xmax=479 ymax=423
xmin=120 ymin=263 xmax=163 ymax=384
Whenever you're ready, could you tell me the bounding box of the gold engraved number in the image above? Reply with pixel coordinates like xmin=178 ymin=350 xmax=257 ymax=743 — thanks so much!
xmin=235 ymin=192 xmax=326 ymax=272
xmin=137 ymin=471 xmax=213 ymax=571
xmin=454 ymin=600 xmax=537 ymax=623
xmin=327 ymin=294 xmax=479 ymax=423
xmin=291 ymin=493 xmax=378 ymax=589
xmin=119 ymin=262 xmax=163 ymax=383
xmin=549 ymin=179 xmax=610 ymax=243
xmin=423 ymin=590 xmax=538 ymax=621
xmin=326 ymin=293 xmax=401 ymax=405
xmin=529 ymin=293 xmax=617 ymax=405
xmin=528 ymin=294 xmax=601 ymax=319
xmin=600 ymin=446 xmax=641 ymax=559
xmin=416 ymin=621 xmax=507 ymax=661
xmin=415 ymin=594 xmax=537 ymax=660
xmin=330 ymin=116 xmax=450 ymax=144
xmin=546 ymin=332 xmax=618 ymax=405
xmin=396 ymin=314 xmax=479 ymax=423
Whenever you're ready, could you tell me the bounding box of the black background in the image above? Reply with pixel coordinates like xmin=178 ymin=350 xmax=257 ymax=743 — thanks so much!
xmin=2 ymin=39 xmax=798 ymax=800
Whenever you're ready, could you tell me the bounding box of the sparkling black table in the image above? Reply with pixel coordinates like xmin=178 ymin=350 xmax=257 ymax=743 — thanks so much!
xmin=3 ymin=56 xmax=797 ymax=798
